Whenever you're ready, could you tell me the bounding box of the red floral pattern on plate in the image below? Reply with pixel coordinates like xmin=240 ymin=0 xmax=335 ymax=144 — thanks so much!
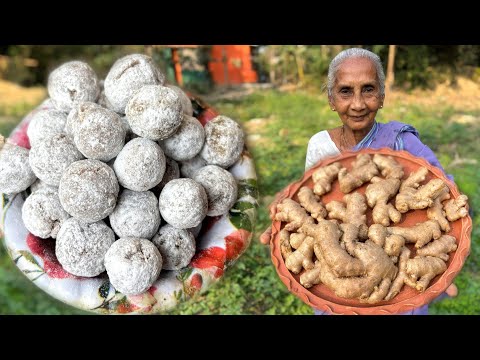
xmin=226 ymin=229 xmax=251 ymax=262
xmin=191 ymin=247 xmax=226 ymax=278
xmin=26 ymin=233 xmax=79 ymax=279
xmin=9 ymin=121 xmax=31 ymax=149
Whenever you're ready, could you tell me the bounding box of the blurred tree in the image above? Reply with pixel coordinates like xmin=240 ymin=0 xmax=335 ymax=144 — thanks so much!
xmin=254 ymin=45 xmax=480 ymax=91
xmin=385 ymin=45 xmax=396 ymax=92
xmin=1 ymin=45 xmax=145 ymax=86
xmin=3 ymin=45 xmax=480 ymax=91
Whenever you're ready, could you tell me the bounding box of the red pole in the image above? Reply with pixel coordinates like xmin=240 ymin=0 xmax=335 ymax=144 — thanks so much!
xmin=222 ymin=46 xmax=229 ymax=86
xmin=171 ymin=48 xmax=183 ymax=86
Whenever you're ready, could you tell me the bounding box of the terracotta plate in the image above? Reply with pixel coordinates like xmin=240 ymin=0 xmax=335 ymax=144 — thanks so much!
xmin=269 ymin=147 xmax=471 ymax=315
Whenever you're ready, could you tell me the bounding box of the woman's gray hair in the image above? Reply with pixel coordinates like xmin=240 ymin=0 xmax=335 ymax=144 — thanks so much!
xmin=327 ymin=48 xmax=385 ymax=97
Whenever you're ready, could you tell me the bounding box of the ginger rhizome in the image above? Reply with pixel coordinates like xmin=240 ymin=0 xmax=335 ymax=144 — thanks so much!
xmin=372 ymin=154 xmax=404 ymax=179
xmin=289 ymin=233 xmax=307 ymax=249
xmin=426 ymin=185 xmax=451 ymax=231
xmin=279 ymin=229 xmax=293 ymax=260
xmin=339 ymin=223 xmax=359 ymax=256
xmin=405 ymin=256 xmax=447 ymax=292
xmin=385 ymin=247 xmax=411 ymax=300
xmin=416 ymin=235 xmax=458 ymax=261
xmin=301 ymin=221 xmax=365 ymax=278
xmin=338 ymin=154 xmax=379 ymax=193
xmin=312 ymin=162 xmax=342 ymax=196
xmin=300 ymin=261 xmax=322 ymax=288
xmin=284 ymin=235 xmax=315 ymax=274
xmin=399 ymin=166 xmax=428 ymax=192
xmin=395 ymin=178 xmax=447 ymax=213
xmin=298 ymin=220 xmax=397 ymax=301
xmin=368 ymin=224 xmax=405 ymax=263
xmin=368 ymin=224 xmax=405 ymax=264
xmin=274 ymin=153 xmax=466 ymax=304
xmin=275 ymin=198 xmax=314 ymax=231
xmin=315 ymin=236 xmax=397 ymax=302
xmin=385 ymin=236 xmax=457 ymax=297
xmin=365 ymin=177 xmax=402 ymax=226
xmin=444 ymin=195 xmax=469 ymax=222
xmin=383 ymin=235 xmax=405 ymax=263
xmin=297 ymin=186 xmax=327 ymax=221
xmin=325 ymin=192 xmax=368 ymax=239
xmin=388 ymin=220 xmax=442 ymax=248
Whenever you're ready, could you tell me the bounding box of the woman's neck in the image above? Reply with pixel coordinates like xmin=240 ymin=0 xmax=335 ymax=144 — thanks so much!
xmin=342 ymin=122 xmax=374 ymax=147
xmin=328 ymin=122 xmax=375 ymax=151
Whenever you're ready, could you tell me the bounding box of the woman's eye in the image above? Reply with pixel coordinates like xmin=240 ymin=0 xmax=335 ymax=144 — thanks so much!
xmin=364 ymin=87 xmax=374 ymax=92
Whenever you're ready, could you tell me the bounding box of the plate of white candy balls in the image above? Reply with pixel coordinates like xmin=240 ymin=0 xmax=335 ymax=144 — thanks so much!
xmin=0 ymin=54 xmax=258 ymax=314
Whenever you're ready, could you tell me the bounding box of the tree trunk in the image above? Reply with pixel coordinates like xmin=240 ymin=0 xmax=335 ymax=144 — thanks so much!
xmin=268 ymin=47 xmax=276 ymax=84
xmin=294 ymin=46 xmax=305 ymax=86
xmin=144 ymin=45 xmax=153 ymax=56
xmin=386 ymin=45 xmax=396 ymax=93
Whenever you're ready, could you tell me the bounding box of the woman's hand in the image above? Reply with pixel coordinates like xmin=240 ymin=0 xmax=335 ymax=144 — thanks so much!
xmin=260 ymin=226 xmax=272 ymax=244
xmin=446 ymin=283 xmax=458 ymax=297
xmin=258 ymin=187 xmax=291 ymax=245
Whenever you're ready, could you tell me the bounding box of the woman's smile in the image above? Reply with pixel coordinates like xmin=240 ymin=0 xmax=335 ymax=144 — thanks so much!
xmin=349 ymin=115 xmax=367 ymax=120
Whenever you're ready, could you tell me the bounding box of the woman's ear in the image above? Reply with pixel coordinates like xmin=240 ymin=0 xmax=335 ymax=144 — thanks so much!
xmin=328 ymin=97 xmax=335 ymax=111
xmin=380 ymin=94 xmax=385 ymax=107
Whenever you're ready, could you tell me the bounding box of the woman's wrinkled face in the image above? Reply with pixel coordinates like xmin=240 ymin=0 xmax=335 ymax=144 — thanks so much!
xmin=329 ymin=57 xmax=384 ymax=132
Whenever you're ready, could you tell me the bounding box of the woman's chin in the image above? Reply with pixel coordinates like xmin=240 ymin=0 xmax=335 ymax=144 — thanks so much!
xmin=346 ymin=118 xmax=374 ymax=131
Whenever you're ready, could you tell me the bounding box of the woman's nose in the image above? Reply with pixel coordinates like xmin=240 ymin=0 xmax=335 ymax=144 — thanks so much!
xmin=350 ymin=92 xmax=366 ymax=111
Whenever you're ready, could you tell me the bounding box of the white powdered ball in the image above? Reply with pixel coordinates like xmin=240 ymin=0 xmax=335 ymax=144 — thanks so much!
xmin=180 ymin=154 xmax=207 ymax=178
xmin=47 ymin=61 xmax=100 ymax=113
xmin=29 ymin=133 xmax=84 ymax=186
xmin=56 ymin=218 xmax=115 ymax=277
xmin=159 ymin=178 xmax=208 ymax=229
xmin=125 ymin=85 xmax=183 ymax=140
xmin=187 ymin=222 xmax=202 ymax=238
xmin=153 ymin=157 xmax=180 ymax=194
xmin=104 ymin=54 xmax=165 ymax=114
xmin=165 ymin=84 xmax=193 ymax=116
xmin=193 ymin=165 xmax=238 ymax=216
xmin=159 ymin=115 xmax=205 ymax=161
xmin=120 ymin=115 xmax=135 ymax=140
xmin=30 ymin=179 xmax=57 ymax=194
xmin=26 ymin=109 xmax=67 ymax=147
xmin=59 ymin=159 xmax=119 ymax=223
xmin=109 ymin=190 xmax=161 ymax=239
xmin=200 ymin=115 xmax=245 ymax=168
xmin=96 ymin=89 xmax=114 ymax=110
xmin=105 ymin=237 xmax=162 ymax=295
xmin=22 ymin=188 xmax=70 ymax=239
xmin=38 ymin=98 xmax=55 ymax=108
xmin=113 ymin=138 xmax=166 ymax=191
xmin=73 ymin=102 xmax=125 ymax=162
xmin=0 ymin=144 xmax=37 ymax=194
xmin=65 ymin=102 xmax=82 ymax=138
xmin=152 ymin=224 xmax=195 ymax=270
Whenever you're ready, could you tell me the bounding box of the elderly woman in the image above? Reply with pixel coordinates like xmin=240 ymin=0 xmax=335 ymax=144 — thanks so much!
xmin=261 ymin=47 xmax=457 ymax=315
xmin=306 ymin=47 xmax=452 ymax=175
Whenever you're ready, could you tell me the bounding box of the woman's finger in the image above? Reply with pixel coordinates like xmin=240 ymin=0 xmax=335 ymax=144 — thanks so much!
xmin=260 ymin=226 xmax=272 ymax=244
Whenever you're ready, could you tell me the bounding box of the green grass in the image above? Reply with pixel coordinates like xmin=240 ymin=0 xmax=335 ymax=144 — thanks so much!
xmin=0 ymin=116 xmax=21 ymax=137
xmin=1 ymin=89 xmax=479 ymax=315
xmin=0 ymin=102 xmax=41 ymax=118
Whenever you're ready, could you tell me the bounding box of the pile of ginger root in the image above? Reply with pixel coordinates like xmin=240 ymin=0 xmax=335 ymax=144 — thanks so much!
xmin=275 ymin=153 xmax=468 ymax=304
